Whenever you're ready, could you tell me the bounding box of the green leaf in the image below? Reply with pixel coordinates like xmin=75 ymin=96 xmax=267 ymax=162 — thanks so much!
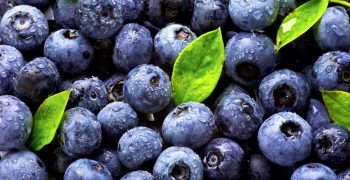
xmin=27 ymin=90 xmax=72 ymax=151
xmin=171 ymin=28 xmax=225 ymax=105
xmin=276 ymin=0 xmax=328 ymax=51
xmin=321 ymin=90 xmax=350 ymax=132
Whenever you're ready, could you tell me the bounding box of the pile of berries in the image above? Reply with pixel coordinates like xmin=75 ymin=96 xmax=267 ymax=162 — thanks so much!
xmin=0 ymin=0 xmax=350 ymax=179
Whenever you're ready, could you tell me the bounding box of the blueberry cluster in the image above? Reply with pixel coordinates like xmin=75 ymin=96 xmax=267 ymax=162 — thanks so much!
xmin=0 ymin=0 xmax=350 ymax=180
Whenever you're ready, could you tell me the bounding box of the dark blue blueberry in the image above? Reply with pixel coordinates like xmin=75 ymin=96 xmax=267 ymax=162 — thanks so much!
xmin=162 ymin=102 xmax=215 ymax=149
xmin=202 ymin=138 xmax=245 ymax=179
xmin=301 ymin=65 xmax=319 ymax=95
xmin=97 ymin=102 xmax=138 ymax=145
xmin=259 ymin=69 xmax=310 ymax=114
xmin=112 ymin=23 xmax=153 ymax=73
xmin=121 ymin=170 xmax=154 ymax=180
xmin=247 ymin=153 xmax=272 ymax=180
xmin=228 ymin=0 xmax=279 ymax=31
xmin=74 ymin=0 xmax=124 ymax=39
xmin=278 ymin=0 xmax=296 ymax=17
xmin=118 ymin=0 xmax=144 ymax=22
xmin=225 ymin=32 xmax=277 ymax=86
xmin=305 ymin=99 xmax=331 ymax=131
xmin=69 ymin=76 xmax=109 ymax=114
xmin=291 ymin=163 xmax=337 ymax=180
xmin=0 ymin=0 xmax=15 ymax=19
xmin=59 ymin=107 xmax=102 ymax=157
xmin=0 ymin=5 xmax=49 ymax=52
xmin=64 ymin=158 xmax=112 ymax=180
xmin=53 ymin=0 xmax=77 ymax=28
xmin=215 ymin=92 xmax=265 ymax=141
xmin=313 ymin=123 xmax=350 ymax=167
xmin=117 ymin=126 xmax=163 ymax=170
xmin=258 ymin=112 xmax=312 ymax=166
xmin=14 ymin=57 xmax=60 ymax=106
xmin=0 ymin=45 xmax=26 ymax=95
xmin=214 ymin=83 xmax=253 ymax=108
xmin=0 ymin=95 xmax=32 ymax=151
xmin=104 ymin=73 xmax=125 ymax=102
xmin=313 ymin=6 xmax=350 ymax=51
xmin=94 ymin=149 xmax=124 ymax=179
xmin=191 ymin=0 xmax=229 ymax=34
xmin=124 ymin=64 xmax=171 ymax=113
xmin=313 ymin=51 xmax=350 ymax=91
xmin=338 ymin=167 xmax=350 ymax=180
xmin=15 ymin=0 xmax=49 ymax=8
xmin=0 ymin=150 xmax=48 ymax=180
xmin=154 ymin=24 xmax=197 ymax=67
xmin=44 ymin=29 xmax=94 ymax=75
xmin=153 ymin=146 xmax=203 ymax=180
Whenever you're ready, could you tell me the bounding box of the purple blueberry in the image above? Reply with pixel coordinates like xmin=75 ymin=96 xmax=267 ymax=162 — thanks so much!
xmin=305 ymin=99 xmax=331 ymax=131
xmin=64 ymin=158 xmax=112 ymax=180
xmin=94 ymin=149 xmax=124 ymax=179
xmin=121 ymin=171 xmax=154 ymax=180
xmin=291 ymin=163 xmax=337 ymax=180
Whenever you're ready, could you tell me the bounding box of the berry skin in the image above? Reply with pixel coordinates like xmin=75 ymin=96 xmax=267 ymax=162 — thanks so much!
xmin=278 ymin=0 xmax=296 ymax=17
xmin=258 ymin=112 xmax=313 ymax=166
xmin=113 ymin=23 xmax=153 ymax=73
xmin=228 ymin=0 xmax=279 ymax=31
xmin=0 ymin=150 xmax=48 ymax=180
xmin=247 ymin=153 xmax=272 ymax=180
xmin=313 ymin=51 xmax=350 ymax=91
xmin=64 ymin=158 xmax=112 ymax=180
xmin=291 ymin=163 xmax=337 ymax=180
xmin=104 ymin=73 xmax=125 ymax=102
xmin=97 ymin=102 xmax=138 ymax=145
xmin=0 ymin=5 xmax=49 ymax=52
xmin=201 ymin=138 xmax=245 ymax=179
xmin=259 ymin=69 xmax=310 ymax=114
xmin=124 ymin=64 xmax=172 ymax=113
xmin=191 ymin=0 xmax=229 ymax=34
xmin=305 ymin=99 xmax=331 ymax=131
xmin=14 ymin=57 xmax=60 ymax=106
xmin=313 ymin=6 xmax=350 ymax=51
xmin=15 ymin=0 xmax=49 ymax=8
xmin=118 ymin=0 xmax=144 ymax=22
xmin=59 ymin=107 xmax=102 ymax=157
xmin=74 ymin=0 xmax=124 ymax=39
xmin=117 ymin=126 xmax=163 ymax=170
xmin=44 ymin=29 xmax=94 ymax=75
xmin=313 ymin=123 xmax=350 ymax=167
xmin=0 ymin=95 xmax=32 ymax=151
xmin=94 ymin=149 xmax=124 ymax=179
xmin=225 ymin=32 xmax=277 ymax=86
xmin=0 ymin=45 xmax=26 ymax=95
xmin=215 ymin=91 xmax=265 ymax=141
xmin=162 ymin=102 xmax=215 ymax=149
xmin=154 ymin=24 xmax=197 ymax=67
xmin=121 ymin=170 xmax=154 ymax=180
xmin=53 ymin=0 xmax=77 ymax=28
xmin=153 ymin=146 xmax=203 ymax=180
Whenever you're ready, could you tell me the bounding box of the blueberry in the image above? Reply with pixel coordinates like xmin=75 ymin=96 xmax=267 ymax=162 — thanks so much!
xmin=338 ymin=167 xmax=350 ymax=180
xmin=44 ymin=29 xmax=94 ymax=75
xmin=228 ymin=0 xmax=279 ymax=31
xmin=278 ymin=0 xmax=296 ymax=17
xmin=190 ymin=0 xmax=229 ymax=34
xmin=74 ymin=0 xmax=124 ymax=39
xmin=117 ymin=126 xmax=163 ymax=170
xmin=154 ymin=24 xmax=197 ymax=67
xmin=0 ymin=0 xmax=15 ymax=19
xmin=313 ymin=51 xmax=350 ymax=91
xmin=305 ymin=99 xmax=331 ymax=131
xmin=162 ymin=102 xmax=215 ymax=149
xmin=121 ymin=170 xmax=154 ymax=180
xmin=97 ymin=102 xmax=138 ymax=145
xmin=0 ymin=45 xmax=26 ymax=95
xmin=104 ymin=73 xmax=125 ymax=102
xmin=124 ymin=64 xmax=171 ymax=113
xmin=0 ymin=95 xmax=32 ymax=151
xmin=153 ymin=146 xmax=203 ymax=180
xmin=291 ymin=163 xmax=337 ymax=180
xmin=59 ymin=107 xmax=102 ymax=157
xmin=64 ymin=158 xmax=112 ymax=180
xmin=118 ymin=0 xmax=144 ymax=22
xmin=225 ymin=32 xmax=277 ymax=86
xmin=247 ymin=153 xmax=272 ymax=180
xmin=94 ymin=149 xmax=124 ymax=179
xmin=201 ymin=138 xmax=245 ymax=179
xmin=14 ymin=57 xmax=60 ymax=106
xmin=301 ymin=65 xmax=319 ymax=95
xmin=259 ymin=69 xmax=310 ymax=114
xmin=258 ymin=112 xmax=312 ymax=166
xmin=53 ymin=0 xmax=77 ymax=28
xmin=113 ymin=23 xmax=153 ymax=73
xmin=15 ymin=0 xmax=49 ymax=8
xmin=0 ymin=150 xmax=48 ymax=180
xmin=69 ymin=76 xmax=109 ymax=114
xmin=0 ymin=5 xmax=49 ymax=52
xmin=313 ymin=6 xmax=350 ymax=51
xmin=215 ymin=92 xmax=265 ymax=141
xmin=313 ymin=123 xmax=350 ymax=167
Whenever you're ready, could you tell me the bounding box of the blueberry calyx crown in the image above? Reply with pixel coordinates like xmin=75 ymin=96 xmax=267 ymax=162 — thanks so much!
xmin=107 ymin=80 xmax=124 ymax=102
xmin=173 ymin=106 xmax=189 ymax=116
xmin=92 ymin=163 xmax=102 ymax=172
xmin=280 ymin=120 xmax=302 ymax=139
xmin=273 ymin=83 xmax=296 ymax=108
xmin=338 ymin=64 xmax=350 ymax=84
xmin=176 ymin=28 xmax=191 ymax=41
xmin=63 ymin=30 xmax=78 ymax=40
xmin=150 ymin=75 xmax=160 ymax=86
xmin=315 ymin=135 xmax=332 ymax=154
xmin=203 ymin=148 xmax=224 ymax=169
xmin=170 ymin=163 xmax=190 ymax=180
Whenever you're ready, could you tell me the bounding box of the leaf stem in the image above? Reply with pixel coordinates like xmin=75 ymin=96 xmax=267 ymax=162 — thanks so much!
xmin=330 ymin=0 xmax=350 ymax=8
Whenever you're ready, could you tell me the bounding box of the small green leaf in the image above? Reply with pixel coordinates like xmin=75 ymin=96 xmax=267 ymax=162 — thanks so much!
xmin=171 ymin=28 xmax=225 ymax=105
xmin=321 ymin=90 xmax=350 ymax=132
xmin=276 ymin=0 xmax=328 ymax=50
xmin=27 ymin=90 xmax=72 ymax=151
